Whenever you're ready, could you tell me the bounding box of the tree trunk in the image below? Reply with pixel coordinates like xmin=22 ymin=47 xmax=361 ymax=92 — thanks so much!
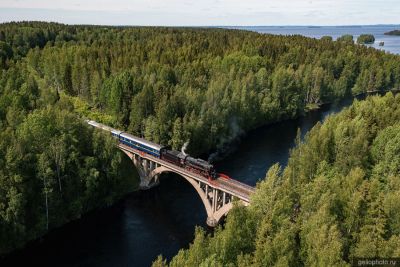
xmin=43 ymin=178 xmax=49 ymax=231
xmin=57 ymin=164 xmax=62 ymax=192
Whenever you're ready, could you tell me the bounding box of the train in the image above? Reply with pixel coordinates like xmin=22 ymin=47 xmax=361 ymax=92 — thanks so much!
xmin=87 ymin=120 xmax=218 ymax=179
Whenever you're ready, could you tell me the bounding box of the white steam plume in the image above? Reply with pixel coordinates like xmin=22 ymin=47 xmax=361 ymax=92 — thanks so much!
xmin=181 ymin=141 xmax=189 ymax=156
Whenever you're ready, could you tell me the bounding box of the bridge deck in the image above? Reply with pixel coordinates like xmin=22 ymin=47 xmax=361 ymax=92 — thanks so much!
xmin=118 ymin=144 xmax=255 ymax=202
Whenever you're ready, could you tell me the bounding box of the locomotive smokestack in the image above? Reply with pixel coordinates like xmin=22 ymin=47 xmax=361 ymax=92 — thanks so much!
xmin=181 ymin=141 xmax=189 ymax=156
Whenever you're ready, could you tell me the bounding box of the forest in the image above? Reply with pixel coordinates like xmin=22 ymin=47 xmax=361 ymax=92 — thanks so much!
xmin=0 ymin=21 xmax=400 ymax=256
xmin=156 ymin=92 xmax=400 ymax=266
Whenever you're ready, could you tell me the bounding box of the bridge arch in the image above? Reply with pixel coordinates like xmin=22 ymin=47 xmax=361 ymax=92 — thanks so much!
xmin=119 ymin=147 xmax=247 ymax=227
xmin=151 ymin=167 xmax=215 ymax=221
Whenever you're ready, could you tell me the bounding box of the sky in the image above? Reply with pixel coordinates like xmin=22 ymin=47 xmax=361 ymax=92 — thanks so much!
xmin=0 ymin=0 xmax=399 ymax=26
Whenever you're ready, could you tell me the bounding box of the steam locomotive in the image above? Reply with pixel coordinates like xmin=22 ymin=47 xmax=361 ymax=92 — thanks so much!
xmin=87 ymin=120 xmax=218 ymax=179
xmin=161 ymin=150 xmax=217 ymax=179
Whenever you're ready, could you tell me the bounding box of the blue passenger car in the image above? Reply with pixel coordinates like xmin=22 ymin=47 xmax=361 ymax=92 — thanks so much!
xmin=86 ymin=120 xmax=164 ymax=158
xmin=119 ymin=132 xmax=163 ymax=158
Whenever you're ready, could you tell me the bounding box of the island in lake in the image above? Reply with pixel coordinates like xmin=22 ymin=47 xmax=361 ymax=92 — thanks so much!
xmin=385 ymin=30 xmax=400 ymax=36
xmin=357 ymin=34 xmax=375 ymax=44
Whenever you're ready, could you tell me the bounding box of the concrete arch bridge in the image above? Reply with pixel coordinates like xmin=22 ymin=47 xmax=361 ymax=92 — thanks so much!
xmin=119 ymin=144 xmax=255 ymax=227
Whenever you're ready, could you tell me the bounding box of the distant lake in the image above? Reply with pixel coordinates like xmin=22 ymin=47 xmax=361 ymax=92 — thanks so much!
xmin=227 ymin=25 xmax=400 ymax=55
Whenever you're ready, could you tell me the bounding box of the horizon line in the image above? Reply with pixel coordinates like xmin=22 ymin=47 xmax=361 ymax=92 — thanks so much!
xmin=1 ymin=20 xmax=400 ymax=27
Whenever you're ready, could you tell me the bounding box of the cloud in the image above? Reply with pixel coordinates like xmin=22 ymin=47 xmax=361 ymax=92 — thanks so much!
xmin=0 ymin=0 xmax=399 ymax=25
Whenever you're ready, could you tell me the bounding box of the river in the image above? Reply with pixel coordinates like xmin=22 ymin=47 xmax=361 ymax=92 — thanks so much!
xmin=2 ymin=97 xmax=355 ymax=267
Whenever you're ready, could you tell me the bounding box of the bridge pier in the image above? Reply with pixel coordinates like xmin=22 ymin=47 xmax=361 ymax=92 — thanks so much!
xmin=198 ymin=181 xmax=236 ymax=227
xmin=129 ymin=153 xmax=160 ymax=190
xmin=206 ymin=217 xmax=218 ymax=227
